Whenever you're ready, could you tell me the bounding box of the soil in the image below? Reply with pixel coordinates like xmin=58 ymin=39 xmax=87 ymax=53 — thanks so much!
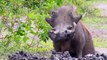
xmin=96 ymin=47 xmax=107 ymax=54
xmin=8 ymin=51 xmax=107 ymax=60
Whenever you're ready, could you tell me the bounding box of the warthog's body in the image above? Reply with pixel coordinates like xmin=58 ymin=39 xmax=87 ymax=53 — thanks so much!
xmin=46 ymin=6 xmax=95 ymax=58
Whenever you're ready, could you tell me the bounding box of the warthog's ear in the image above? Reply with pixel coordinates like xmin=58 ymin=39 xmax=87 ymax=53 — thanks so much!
xmin=46 ymin=18 xmax=54 ymax=27
xmin=46 ymin=11 xmax=57 ymax=27
xmin=51 ymin=11 xmax=58 ymax=18
xmin=74 ymin=14 xmax=82 ymax=23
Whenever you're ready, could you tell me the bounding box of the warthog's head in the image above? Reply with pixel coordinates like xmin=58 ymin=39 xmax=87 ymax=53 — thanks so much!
xmin=46 ymin=6 xmax=82 ymax=41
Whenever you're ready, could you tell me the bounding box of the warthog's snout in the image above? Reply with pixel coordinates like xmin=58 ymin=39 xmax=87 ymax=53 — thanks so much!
xmin=49 ymin=22 xmax=76 ymax=41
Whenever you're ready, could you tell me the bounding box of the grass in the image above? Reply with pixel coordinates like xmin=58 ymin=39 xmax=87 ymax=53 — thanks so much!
xmin=28 ymin=40 xmax=53 ymax=52
xmin=93 ymin=38 xmax=107 ymax=48
xmin=93 ymin=0 xmax=107 ymax=4
xmin=95 ymin=25 xmax=107 ymax=29
xmin=83 ymin=16 xmax=107 ymax=24
xmin=0 ymin=40 xmax=53 ymax=60
xmin=83 ymin=16 xmax=107 ymax=48
xmin=86 ymin=0 xmax=107 ymax=5
xmin=83 ymin=16 xmax=107 ymax=29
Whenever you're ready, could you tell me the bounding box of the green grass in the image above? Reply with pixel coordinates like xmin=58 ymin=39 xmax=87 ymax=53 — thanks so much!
xmin=83 ymin=16 xmax=107 ymax=30
xmin=0 ymin=40 xmax=53 ymax=60
xmin=28 ymin=40 xmax=53 ymax=52
xmin=83 ymin=16 xmax=107 ymax=24
xmin=83 ymin=16 xmax=107 ymax=48
xmin=93 ymin=38 xmax=107 ymax=48
xmin=93 ymin=0 xmax=107 ymax=4
xmin=86 ymin=0 xmax=107 ymax=5
xmin=95 ymin=25 xmax=107 ymax=29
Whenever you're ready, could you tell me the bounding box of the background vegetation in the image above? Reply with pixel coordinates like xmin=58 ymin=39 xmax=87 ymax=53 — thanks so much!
xmin=0 ymin=0 xmax=107 ymax=59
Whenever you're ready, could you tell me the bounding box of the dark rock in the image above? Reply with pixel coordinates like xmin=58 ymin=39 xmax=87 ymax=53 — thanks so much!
xmin=8 ymin=51 xmax=107 ymax=60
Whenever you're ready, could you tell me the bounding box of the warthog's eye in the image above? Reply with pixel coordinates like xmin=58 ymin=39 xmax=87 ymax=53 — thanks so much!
xmin=50 ymin=28 xmax=56 ymax=32
xmin=52 ymin=28 xmax=56 ymax=31
xmin=67 ymin=26 xmax=73 ymax=30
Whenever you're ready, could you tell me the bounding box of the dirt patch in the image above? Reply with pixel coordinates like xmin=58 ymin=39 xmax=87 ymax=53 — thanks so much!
xmin=90 ymin=28 xmax=107 ymax=40
xmin=95 ymin=47 xmax=107 ymax=54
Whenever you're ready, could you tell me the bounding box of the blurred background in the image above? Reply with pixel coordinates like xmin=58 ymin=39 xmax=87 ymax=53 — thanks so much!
xmin=0 ymin=0 xmax=107 ymax=59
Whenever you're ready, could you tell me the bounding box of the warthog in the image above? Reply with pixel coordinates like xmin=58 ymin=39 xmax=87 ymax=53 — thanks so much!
xmin=46 ymin=5 xmax=95 ymax=58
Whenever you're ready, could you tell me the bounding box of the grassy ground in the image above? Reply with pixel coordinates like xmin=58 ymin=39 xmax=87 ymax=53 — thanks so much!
xmin=81 ymin=0 xmax=107 ymax=48
xmin=83 ymin=16 xmax=107 ymax=48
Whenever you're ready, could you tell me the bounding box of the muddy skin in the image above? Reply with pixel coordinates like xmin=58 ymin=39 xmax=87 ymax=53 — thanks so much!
xmin=46 ymin=5 xmax=95 ymax=58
